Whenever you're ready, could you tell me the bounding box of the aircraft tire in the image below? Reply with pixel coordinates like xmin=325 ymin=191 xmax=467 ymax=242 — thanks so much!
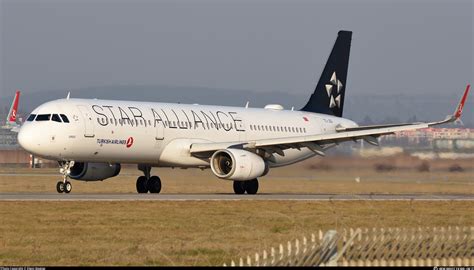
xmin=233 ymin=181 xmax=245 ymax=194
xmin=148 ymin=176 xmax=162 ymax=194
xmin=56 ymin=181 xmax=64 ymax=193
xmin=245 ymin=179 xmax=259 ymax=195
xmin=136 ymin=176 xmax=148 ymax=193
xmin=64 ymin=181 xmax=72 ymax=193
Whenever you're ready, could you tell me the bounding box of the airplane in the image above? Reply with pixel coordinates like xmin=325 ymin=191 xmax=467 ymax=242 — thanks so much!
xmin=16 ymin=30 xmax=470 ymax=194
xmin=2 ymin=90 xmax=21 ymax=132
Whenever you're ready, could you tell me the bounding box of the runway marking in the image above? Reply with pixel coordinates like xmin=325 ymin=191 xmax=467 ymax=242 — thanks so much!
xmin=0 ymin=193 xmax=472 ymax=201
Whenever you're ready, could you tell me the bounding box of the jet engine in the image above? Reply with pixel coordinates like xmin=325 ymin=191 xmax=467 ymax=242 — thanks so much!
xmin=68 ymin=162 xmax=121 ymax=181
xmin=210 ymin=149 xmax=268 ymax=181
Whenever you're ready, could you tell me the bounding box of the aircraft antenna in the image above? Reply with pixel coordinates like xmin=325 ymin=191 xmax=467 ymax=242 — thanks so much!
xmin=66 ymin=92 xmax=71 ymax=100
xmin=245 ymin=101 xmax=249 ymax=109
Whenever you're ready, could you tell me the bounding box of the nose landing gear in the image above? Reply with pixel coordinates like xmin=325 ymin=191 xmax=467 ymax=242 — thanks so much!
xmin=56 ymin=161 xmax=74 ymax=194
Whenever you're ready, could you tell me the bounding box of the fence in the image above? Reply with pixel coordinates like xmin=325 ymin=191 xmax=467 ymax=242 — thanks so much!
xmin=224 ymin=226 xmax=473 ymax=266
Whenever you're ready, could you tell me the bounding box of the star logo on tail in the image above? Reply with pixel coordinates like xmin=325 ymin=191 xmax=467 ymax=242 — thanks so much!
xmin=325 ymin=71 xmax=343 ymax=108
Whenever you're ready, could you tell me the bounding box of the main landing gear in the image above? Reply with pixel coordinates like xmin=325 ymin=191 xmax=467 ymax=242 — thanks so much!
xmin=233 ymin=179 xmax=259 ymax=195
xmin=57 ymin=161 xmax=74 ymax=193
xmin=136 ymin=165 xmax=162 ymax=194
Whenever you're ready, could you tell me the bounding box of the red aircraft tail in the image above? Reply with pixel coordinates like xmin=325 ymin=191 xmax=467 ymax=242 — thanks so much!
xmin=7 ymin=90 xmax=21 ymax=123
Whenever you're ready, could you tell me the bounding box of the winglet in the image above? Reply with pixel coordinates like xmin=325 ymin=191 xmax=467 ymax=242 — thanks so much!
xmin=454 ymin=84 xmax=470 ymax=119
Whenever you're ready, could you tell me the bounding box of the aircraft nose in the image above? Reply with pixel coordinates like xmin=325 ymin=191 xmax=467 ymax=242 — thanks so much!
xmin=18 ymin=124 xmax=36 ymax=153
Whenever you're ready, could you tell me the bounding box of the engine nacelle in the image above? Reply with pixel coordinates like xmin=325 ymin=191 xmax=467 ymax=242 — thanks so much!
xmin=210 ymin=149 xmax=268 ymax=181
xmin=68 ymin=162 xmax=121 ymax=181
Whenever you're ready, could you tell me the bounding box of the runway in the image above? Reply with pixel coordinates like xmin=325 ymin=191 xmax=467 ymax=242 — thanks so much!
xmin=0 ymin=193 xmax=472 ymax=201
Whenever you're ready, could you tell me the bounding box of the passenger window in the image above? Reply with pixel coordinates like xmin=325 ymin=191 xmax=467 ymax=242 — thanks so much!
xmin=51 ymin=114 xmax=62 ymax=122
xmin=35 ymin=114 xmax=51 ymax=121
xmin=27 ymin=114 xmax=36 ymax=121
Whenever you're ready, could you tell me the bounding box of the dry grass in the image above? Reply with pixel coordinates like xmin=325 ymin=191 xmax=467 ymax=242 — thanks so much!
xmin=0 ymin=157 xmax=472 ymax=265
xmin=0 ymin=201 xmax=472 ymax=266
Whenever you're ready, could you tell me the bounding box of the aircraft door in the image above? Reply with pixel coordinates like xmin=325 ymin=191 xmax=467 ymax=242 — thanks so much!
xmin=77 ymin=105 xmax=95 ymax=137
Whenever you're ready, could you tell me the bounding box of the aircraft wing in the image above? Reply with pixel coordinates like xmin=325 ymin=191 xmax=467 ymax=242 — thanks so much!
xmin=190 ymin=84 xmax=470 ymax=157
xmin=9 ymin=126 xmax=20 ymax=133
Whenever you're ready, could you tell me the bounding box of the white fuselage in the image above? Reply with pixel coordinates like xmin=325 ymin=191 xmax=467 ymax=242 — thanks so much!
xmin=18 ymin=98 xmax=358 ymax=168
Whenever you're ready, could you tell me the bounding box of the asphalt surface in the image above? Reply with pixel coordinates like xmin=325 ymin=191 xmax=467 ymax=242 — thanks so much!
xmin=0 ymin=193 xmax=472 ymax=201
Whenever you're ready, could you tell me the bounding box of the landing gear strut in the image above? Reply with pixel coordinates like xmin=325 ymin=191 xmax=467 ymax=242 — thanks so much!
xmin=57 ymin=161 xmax=74 ymax=194
xmin=136 ymin=165 xmax=162 ymax=194
xmin=233 ymin=178 xmax=259 ymax=195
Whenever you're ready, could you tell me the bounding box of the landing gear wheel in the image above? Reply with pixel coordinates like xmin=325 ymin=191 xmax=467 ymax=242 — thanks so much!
xmin=64 ymin=181 xmax=72 ymax=193
xmin=56 ymin=181 xmax=65 ymax=193
xmin=244 ymin=179 xmax=259 ymax=195
xmin=136 ymin=176 xmax=148 ymax=193
xmin=58 ymin=161 xmax=74 ymax=193
xmin=233 ymin=181 xmax=245 ymax=194
xmin=148 ymin=176 xmax=162 ymax=194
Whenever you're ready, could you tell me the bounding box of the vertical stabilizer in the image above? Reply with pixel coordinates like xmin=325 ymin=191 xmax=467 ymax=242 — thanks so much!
xmin=7 ymin=90 xmax=20 ymax=123
xmin=301 ymin=31 xmax=352 ymax=117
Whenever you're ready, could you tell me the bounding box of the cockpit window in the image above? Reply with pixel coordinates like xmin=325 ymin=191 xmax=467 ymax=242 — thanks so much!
xmin=35 ymin=114 xmax=51 ymax=121
xmin=27 ymin=114 xmax=36 ymax=121
xmin=51 ymin=114 xmax=62 ymax=122
xmin=60 ymin=114 xmax=70 ymax=123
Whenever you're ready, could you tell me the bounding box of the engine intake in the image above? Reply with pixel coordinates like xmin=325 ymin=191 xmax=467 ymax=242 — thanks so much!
xmin=210 ymin=149 xmax=268 ymax=181
xmin=68 ymin=162 xmax=121 ymax=181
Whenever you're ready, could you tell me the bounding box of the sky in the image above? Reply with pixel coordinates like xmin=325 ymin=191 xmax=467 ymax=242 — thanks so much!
xmin=0 ymin=0 xmax=472 ymax=98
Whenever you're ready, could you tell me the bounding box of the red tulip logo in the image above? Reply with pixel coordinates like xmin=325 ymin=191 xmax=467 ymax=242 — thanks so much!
xmin=126 ymin=137 xmax=134 ymax=148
